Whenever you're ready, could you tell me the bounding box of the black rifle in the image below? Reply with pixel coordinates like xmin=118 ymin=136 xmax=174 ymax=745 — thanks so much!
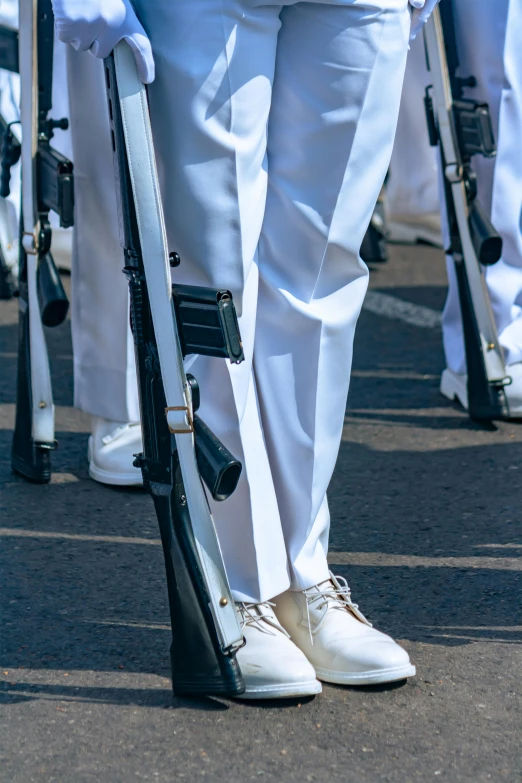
xmin=0 ymin=17 xmax=73 ymax=305
xmin=104 ymin=46 xmax=245 ymax=697
xmin=9 ymin=1 xmax=74 ymax=483
xmin=423 ymin=3 xmax=509 ymax=421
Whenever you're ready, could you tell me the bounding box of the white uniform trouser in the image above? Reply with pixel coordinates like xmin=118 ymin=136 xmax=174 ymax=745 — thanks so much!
xmin=118 ymin=0 xmax=409 ymax=603
xmin=442 ymin=0 xmax=522 ymax=373
xmin=387 ymin=32 xmax=439 ymax=216
xmin=66 ymin=50 xmax=140 ymax=423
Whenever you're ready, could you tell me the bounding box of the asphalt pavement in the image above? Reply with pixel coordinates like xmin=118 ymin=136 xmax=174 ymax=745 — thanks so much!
xmin=1 ymin=242 xmax=521 ymax=782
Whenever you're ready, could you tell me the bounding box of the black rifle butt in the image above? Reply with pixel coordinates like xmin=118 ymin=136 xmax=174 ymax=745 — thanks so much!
xmin=152 ymin=464 xmax=245 ymax=698
xmin=468 ymin=200 xmax=503 ymax=266
xmin=194 ymin=415 xmax=242 ymax=502
xmin=38 ymin=252 xmax=69 ymax=327
xmin=11 ymin=282 xmax=53 ymax=482
xmin=454 ymin=256 xmax=506 ymax=421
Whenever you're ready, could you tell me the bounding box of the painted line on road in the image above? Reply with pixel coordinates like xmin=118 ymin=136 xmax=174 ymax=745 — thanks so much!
xmin=474 ymin=543 xmax=522 ymax=550
xmin=329 ymin=551 xmax=521 ymax=571
xmin=363 ymin=290 xmax=441 ymax=329
xmin=0 ymin=528 xmax=160 ymax=546
xmin=1 ymin=528 xmax=520 ymax=570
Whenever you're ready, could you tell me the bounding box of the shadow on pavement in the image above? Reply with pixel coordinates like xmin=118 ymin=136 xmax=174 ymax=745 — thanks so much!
xmin=1 ymin=442 xmax=520 ymax=704
xmin=1 ymin=277 xmax=521 ymax=717
xmin=0 ymin=682 xmax=233 ymax=711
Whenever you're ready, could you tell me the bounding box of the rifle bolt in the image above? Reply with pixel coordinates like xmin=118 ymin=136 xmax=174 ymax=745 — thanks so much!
xmin=219 ymin=597 xmax=228 ymax=607
xmin=38 ymin=401 xmax=46 ymax=408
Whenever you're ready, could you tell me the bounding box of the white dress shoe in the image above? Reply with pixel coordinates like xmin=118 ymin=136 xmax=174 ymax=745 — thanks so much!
xmin=441 ymin=363 xmax=522 ymax=418
xmin=88 ymin=417 xmax=143 ymax=486
xmin=274 ymin=573 xmax=415 ymax=686
xmin=387 ymin=212 xmax=443 ymax=248
xmin=235 ymin=602 xmax=322 ymax=699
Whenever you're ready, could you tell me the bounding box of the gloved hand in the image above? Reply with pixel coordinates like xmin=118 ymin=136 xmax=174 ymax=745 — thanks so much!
xmin=409 ymin=0 xmax=440 ymax=41
xmin=52 ymin=0 xmax=154 ymax=83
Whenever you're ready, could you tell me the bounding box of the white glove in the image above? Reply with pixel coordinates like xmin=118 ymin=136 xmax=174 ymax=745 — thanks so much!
xmin=409 ymin=0 xmax=440 ymax=41
xmin=52 ymin=0 xmax=154 ymax=83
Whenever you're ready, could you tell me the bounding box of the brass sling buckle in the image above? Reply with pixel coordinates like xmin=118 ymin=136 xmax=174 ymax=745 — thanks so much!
xmin=165 ymin=405 xmax=194 ymax=434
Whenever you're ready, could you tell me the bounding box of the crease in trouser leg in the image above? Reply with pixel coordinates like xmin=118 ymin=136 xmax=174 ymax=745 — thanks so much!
xmin=193 ymin=262 xmax=289 ymax=605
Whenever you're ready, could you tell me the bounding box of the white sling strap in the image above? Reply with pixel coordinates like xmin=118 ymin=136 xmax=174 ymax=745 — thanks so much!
xmin=113 ymin=41 xmax=243 ymax=652
xmin=424 ymin=9 xmax=506 ymax=383
xmin=19 ymin=0 xmax=55 ymax=444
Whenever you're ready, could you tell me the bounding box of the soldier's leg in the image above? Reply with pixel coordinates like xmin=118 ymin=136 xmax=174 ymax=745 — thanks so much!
xmin=254 ymin=0 xmax=414 ymax=684
xmin=66 ymin=49 xmax=143 ymax=483
xmin=254 ymin=0 xmax=409 ymax=593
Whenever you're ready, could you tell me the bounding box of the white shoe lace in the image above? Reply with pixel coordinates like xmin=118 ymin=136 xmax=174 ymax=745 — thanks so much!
xmin=238 ymin=601 xmax=290 ymax=638
xmin=303 ymin=571 xmax=372 ymax=644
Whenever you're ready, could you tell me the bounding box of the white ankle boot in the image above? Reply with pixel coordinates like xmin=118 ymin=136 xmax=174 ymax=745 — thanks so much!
xmin=88 ymin=418 xmax=143 ymax=486
xmin=441 ymin=363 xmax=522 ymax=417
xmin=387 ymin=212 xmax=443 ymax=248
xmin=235 ymin=602 xmax=322 ymax=699
xmin=274 ymin=573 xmax=415 ymax=686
